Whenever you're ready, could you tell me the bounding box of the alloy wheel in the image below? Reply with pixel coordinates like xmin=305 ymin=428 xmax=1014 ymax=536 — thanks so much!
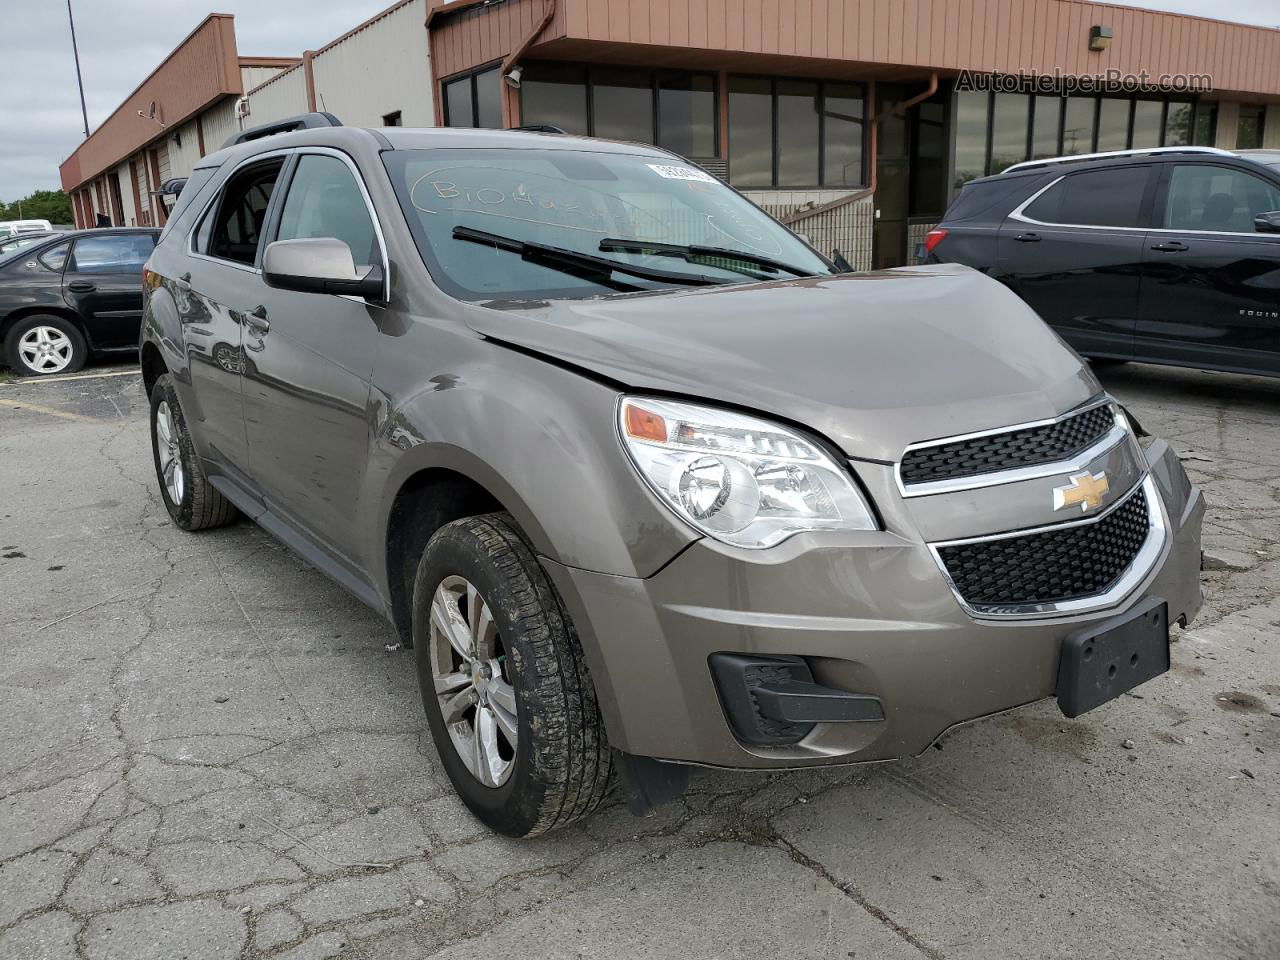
xmin=154 ymin=400 xmax=186 ymax=505
xmin=428 ymin=575 xmax=518 ymax=787
xmin=17 ymin=325 xmax=73 ymax=375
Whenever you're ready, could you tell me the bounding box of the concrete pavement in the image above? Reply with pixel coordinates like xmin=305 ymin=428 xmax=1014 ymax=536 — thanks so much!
xmin=0 ymin=362 xmax=1277 ymax=959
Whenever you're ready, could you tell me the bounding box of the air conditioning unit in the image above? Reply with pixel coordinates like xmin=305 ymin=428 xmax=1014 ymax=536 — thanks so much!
xmin=236 ymin=97 xmax=250 ymax=119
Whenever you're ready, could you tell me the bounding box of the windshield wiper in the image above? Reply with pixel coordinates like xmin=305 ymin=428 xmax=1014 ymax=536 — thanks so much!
xmin=451 ymin=226 xmax=724 ymax=290
xmin=598 ymin=238 xmax=813 ymax=278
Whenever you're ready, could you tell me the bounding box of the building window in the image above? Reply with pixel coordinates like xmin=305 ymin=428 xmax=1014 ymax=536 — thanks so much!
xmin=1061 ymin=97 xmax=1097 ymax=155
xmin=519 ymin=64 xmax=719 ymax=160
xmin=1238 ymin=105 xmax=1266 ymax=150
xmin=952 ymin=91 xmax=989 ymax=190
xmin=1131 ymin=100 xmax=1163 ymax=149
xmin=989 ymin=93 xmax=1030 ymax=174
xmin=443 ymin=65 xmax=501 ymax=128
xmin=519 ymin=63 xmax=588 ymax=135
xmin=1031 ymin=96 xmax=1061 ymax=160
xmin=658 ymin=74 xmax=716 ymax=158
xmin=1193 ymin=102 xmax=1217 ymax=146
xmin=1163 ymin=102 xmax=1194 ymax=146
xmin=592 ymin=67 xmax=654 ymax=143
xmin=727 ymin=76 xmax=865 ymax=189
xmin=382 ymin=111 xmax=402 ymax=127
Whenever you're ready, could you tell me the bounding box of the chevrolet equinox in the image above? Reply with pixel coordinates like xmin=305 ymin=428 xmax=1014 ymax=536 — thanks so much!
xmin=140 ymin=114 xmax=1204 ymax=836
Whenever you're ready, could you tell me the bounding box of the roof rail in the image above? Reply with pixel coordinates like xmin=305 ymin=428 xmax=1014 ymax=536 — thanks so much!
xmin=222 ymin=112 xmax=342 ymax=149
xmin=1002 ymin=146 xmax=1233 ymax=174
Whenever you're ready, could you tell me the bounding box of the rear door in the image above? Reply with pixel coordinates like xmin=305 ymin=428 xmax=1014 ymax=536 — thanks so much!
xmin=1137 ymin=161 xmax=1280 ymax=375
xmin=997 ymin=163 xmax=1157 ymax=360
xmin=61 ymin=232 xmax=156 ymax=349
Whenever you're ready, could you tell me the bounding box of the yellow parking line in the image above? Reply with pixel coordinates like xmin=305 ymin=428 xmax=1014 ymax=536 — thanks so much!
xmin=0 ymin=395 xmax=103 ymax=424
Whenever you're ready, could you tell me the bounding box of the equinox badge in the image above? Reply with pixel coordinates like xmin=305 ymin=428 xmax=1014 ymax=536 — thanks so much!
xmin=1054 ymin=471 xmax=1110 ymax=513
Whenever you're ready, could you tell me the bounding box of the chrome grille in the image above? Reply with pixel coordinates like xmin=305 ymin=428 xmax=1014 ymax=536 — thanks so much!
xmin=901 ymin=404 xmax=1116 ymax=487
xmin=936 ymin=484 xmax=1151 ymax=611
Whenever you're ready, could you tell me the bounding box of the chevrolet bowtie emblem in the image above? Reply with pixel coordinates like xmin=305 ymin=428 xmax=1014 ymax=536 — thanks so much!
xmin=1053 ymin=471 xmax=1110 ymax=513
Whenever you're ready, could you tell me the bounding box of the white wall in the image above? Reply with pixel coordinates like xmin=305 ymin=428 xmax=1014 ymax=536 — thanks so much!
xmin=166 ymin=119 xmax=203 ymax=178
xmin=311 ymin=0 xmax=434 ymax=128
xmin=113 ymin=161 xmax=136 ymax=226
xmin=240 ymin=63 xmax=290 ymax=93
xmin=244 ymin=66 xmax=309 ymax=128
xmin=200 ymin=98 xmax=244 ymax=155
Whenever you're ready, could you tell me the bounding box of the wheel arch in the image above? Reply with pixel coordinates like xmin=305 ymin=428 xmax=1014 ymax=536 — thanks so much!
xmin=140 ymin=340 xmax=167 ymax=398
xmin=383 ymin=464 xmax=514 ymax=646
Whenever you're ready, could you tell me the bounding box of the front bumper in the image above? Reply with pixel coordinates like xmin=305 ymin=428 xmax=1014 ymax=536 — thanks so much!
xmin=543 ymin=440 xmax=1203 ymax=769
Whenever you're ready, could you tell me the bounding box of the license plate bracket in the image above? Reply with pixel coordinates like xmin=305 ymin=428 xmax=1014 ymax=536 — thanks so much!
xmin=1057 ymin=597 xmax=1169 ymax=718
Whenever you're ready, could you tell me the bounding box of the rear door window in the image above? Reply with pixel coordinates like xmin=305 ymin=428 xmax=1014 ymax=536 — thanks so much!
xmin=1163 ymin=164 xmax=1280 ymax=233
xmin=202 ymin=159 xmax=285 ymax=266
xmin=1024 ymin=165 xmax=1152 ymax=228
xmin=68 ymin=234 xmax=155 ymax=274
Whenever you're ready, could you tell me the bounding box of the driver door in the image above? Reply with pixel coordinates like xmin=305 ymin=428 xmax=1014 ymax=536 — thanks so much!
xmin=1137 ymin=162 xmax=1280 ymax=375
xmin=243 ymin=150 xmax=386 ymax=568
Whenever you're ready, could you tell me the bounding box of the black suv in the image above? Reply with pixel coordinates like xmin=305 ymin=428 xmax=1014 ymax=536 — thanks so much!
xmin=0 ymin=227 xmax=159 ymax=376
xmin=925 ymin=147 xmax=1280 ymax=378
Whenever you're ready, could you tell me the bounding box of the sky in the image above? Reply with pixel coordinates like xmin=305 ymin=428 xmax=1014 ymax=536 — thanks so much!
xmin=1 ymin=0 xmax=1277 ymax=202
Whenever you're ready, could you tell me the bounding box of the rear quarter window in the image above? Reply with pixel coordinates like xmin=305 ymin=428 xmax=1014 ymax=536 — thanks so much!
xmin=1023 ymin=165 xmax=1152 ymax=228
xmin=943 ymin=175 xmax=1042 ymax=223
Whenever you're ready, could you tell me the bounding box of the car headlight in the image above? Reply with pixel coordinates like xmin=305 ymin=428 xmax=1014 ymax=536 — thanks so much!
xmin=618 ymin=397 xmax=877 ymax=548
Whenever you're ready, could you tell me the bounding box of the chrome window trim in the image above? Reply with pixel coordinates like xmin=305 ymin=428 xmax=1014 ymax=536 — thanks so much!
xmin=896 ymin=396 xmax=1122 ymax=498
xmin=928 ymin=474 xmax=1168 ymax=621
xmin=1011 ymin=167 xmax=1280 ymax=239
xmin=186 ymin=147 xmax=294 ymax=275
xmin=1002 ymin=146 xmax=1232 ymax=174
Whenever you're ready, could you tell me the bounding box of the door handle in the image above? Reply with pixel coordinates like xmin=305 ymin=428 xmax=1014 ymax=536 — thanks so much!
xmin=241 ymin=305 xmax=270 ymax=334
xmin=1014 ymin=232 xmax=1041 ymax=243
xmin=67 ymin=280 xmax=96 ymax=292
xmin=1151 ymin=240 xmax=1189 ymax=252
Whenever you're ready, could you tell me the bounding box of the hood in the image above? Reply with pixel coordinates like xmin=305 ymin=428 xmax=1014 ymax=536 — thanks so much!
xmin=465 ymin=265 xmax=1099 ymax=462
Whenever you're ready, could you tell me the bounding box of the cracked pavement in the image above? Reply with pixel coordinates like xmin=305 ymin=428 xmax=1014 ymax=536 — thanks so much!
xmin=0 ymin=362 xmax=1277 ymax=960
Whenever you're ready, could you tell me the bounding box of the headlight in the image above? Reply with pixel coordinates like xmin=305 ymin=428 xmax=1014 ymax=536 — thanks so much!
xmin=618 ymin=397 xmax=877 ymax=548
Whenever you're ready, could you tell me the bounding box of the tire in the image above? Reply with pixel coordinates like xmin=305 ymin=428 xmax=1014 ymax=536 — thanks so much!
xmin=412 ymin=513 xmax=613 ymax=837
xmin=5 ymin=315 xmax=87 ymax=377
xmin=149 ymin=374 xmax=238 ymax=531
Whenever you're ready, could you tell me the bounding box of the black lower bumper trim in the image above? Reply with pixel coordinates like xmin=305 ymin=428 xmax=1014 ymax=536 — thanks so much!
xmin=752 ymin=680 xmax=885 ymax=724
xmin=709 ymin=653 xmax=885 ymax=747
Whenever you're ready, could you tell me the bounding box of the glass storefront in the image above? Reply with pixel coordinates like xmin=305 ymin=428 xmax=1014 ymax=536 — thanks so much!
xmin=953 ymin=89 xmax=1210 ymax=195
xmin=517 ymin=63 xmax=718 ymax=159
xmin=728 ymin=76 xmax=867 ymax=188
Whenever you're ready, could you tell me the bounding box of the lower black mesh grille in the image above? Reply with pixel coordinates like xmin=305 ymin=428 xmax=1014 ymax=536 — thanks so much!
xmin=937 ymin=486 xmax=1150 ymax=609
xmin=902 ymin=404 xmax=1116 ymax=486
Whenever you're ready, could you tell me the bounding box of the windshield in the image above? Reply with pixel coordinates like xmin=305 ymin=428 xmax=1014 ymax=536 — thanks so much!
xmin=383 ymin=147 xmax=830 ymax=301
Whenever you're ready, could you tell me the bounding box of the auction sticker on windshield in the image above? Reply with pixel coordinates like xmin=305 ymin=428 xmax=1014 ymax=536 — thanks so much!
xmin=647 ymin=163 xmax=717 ymax=183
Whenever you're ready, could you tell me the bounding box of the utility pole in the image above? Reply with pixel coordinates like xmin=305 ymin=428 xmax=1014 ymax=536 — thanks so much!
xmin=67 ymin=0 xmax=90 ymax=139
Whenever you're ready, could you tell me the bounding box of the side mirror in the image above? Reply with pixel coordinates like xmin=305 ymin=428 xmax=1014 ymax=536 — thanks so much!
xmin=262 ymin=237 xmax=385 ymax=300
xmin=1253 ymin=211 xmax=1280 ymax=234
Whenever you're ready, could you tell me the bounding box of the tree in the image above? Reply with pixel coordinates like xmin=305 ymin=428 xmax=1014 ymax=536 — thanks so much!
xmin=0 ymin=190 xmax=73 ymax=225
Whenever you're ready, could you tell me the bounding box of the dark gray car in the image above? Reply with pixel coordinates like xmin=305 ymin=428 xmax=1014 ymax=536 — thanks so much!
xmin=140 ymin=115 xmax=1204 ymax=836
